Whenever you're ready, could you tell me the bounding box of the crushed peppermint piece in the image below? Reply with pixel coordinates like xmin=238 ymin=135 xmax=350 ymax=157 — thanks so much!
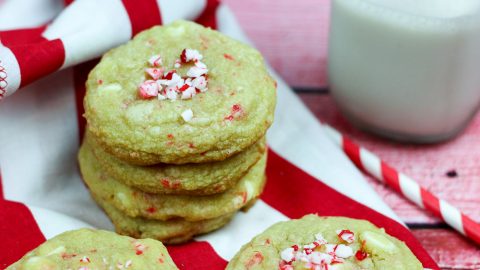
xmin=279 ymin=230 xmax=359 ymax=269
xmin=125 ymin=260 xmax=132 ymax=268
xmin=138 ymin=80 xmax=159 ymax=99
xmin=309 ymin=252 xmax=333 ymax=265
xmin=181 ymin=109 xmax=193 ymax=122
xmin=337 ymin=229 xmax=355 ymax=243
xmin=139 ymin=49 xmax=209 ymax=101
xmin=187 ymin=65 xmax=208 ymax=78
xmin=192 ymin=76 xmax=207 ymax=92
xmin=280 ymin=248 xmax=295 ymax=263
xmin=148 ymin=55 xmax=162 ymax=67
xmin=165 ymin=87 xmax=177 ymax=100
xmin=145 ymin=68 xmax=164 ymax=80
xmin=355 ymin=250 xmax=368 ymax=261
xmin=135 ymin=243 xmax=146 ymax=255
xmin=181 ymin=87 xmax=196 ymax=99
xmin=180 ymin=49 xmax=203 ymax=63
xmin=174 ymin=59 xmax=182 ymax=68
xmin=80 ymin=256 xmax=90 ymax=263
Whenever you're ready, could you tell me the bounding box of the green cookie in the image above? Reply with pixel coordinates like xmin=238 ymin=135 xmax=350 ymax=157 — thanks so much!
xmin=94 ymin=195 xmax=235 ymax=245
xmin=227 ymin=215 xmax=422 ymax=270
xmin=84 ymin=20 xmax=276 ymax=165
xmin=87 ymin=132 xmax=266 ymax=195
xmin=79 ymin=140 xmax=267 ymax=221
xmin=7 ymin=229 xmax=177 ymax=270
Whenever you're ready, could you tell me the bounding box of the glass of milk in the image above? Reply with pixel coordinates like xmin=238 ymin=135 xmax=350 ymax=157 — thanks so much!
xmin=328 ymin=0 xmax=480 ymax=143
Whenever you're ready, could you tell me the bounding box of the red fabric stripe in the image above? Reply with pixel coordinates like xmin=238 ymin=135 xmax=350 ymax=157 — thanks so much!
xmin=73 ymin=60 xmax=99 ymax=142
xmin=262 ymin=149 xmax=439 ymax=270
xmin=0 ymin=26 xmax=47 ymax=47
xmin=0 ymin=170 xmax=4 ymax=199
xmin=122 ymin=0 xmax=162 ymax=36
xmin=9 ymin=39 xmax=65 ymax=87
xmin=167 ymin=241 xmax=227 ymax=270
xmin=342 ymin=137 xmax=365 ymax=172
xmin=0 ymin=201 xmax=46 ymax=269
xmin=420 ymin=188 xmax=441 ymax=218
xmin=461 ymin=214 xmax=480 ymax=245
xmin=195 ymin=0 xmax=220 ymax=29
xmin=380 ymin=162 xmax=402 ymax=193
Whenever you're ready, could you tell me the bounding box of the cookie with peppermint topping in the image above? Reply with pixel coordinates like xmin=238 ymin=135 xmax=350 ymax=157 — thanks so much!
xmin=84 ymin=20 xmax=276 ymax=165
xmin=6 ymin=229 xmax=177 ymax=270
xmin=86 ymin=132 xmax=266 ymax=195
xmin=78 ymin=140 xmax=267 ymax=222
xmin=226 ymin=215 xmax=422 ymax=270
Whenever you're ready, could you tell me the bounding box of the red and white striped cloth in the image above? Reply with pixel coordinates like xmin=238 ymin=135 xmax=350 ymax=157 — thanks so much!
xmin=0 ymin=0 xmax=439 ymax=269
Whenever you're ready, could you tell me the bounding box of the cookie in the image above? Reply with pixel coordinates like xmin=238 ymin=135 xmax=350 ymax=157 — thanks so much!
xmin=93 ymin=195 xmax=234 ymax=245
xmin=226 ymin=215 xmax=422 ymax=270
xmin=6 ymin=228 xmax=177 ymax=270
xmin=87 ymin=132 xmax=266 ymax=195
xmin=79 ymin=140 xmax=267 ymax=221
xmin=84 ymin=20 xmax=276 ymax=165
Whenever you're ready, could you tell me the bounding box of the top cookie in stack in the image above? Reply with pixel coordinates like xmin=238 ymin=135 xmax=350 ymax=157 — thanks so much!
xmin=80 ymin=20 xmax=276 ymax=243
xmin=84 ymin=20 xmax=276 ymax=166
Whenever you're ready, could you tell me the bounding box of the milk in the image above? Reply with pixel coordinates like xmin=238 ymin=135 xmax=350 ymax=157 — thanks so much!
xmin=328 ymin=0 xmax=480 ymax=142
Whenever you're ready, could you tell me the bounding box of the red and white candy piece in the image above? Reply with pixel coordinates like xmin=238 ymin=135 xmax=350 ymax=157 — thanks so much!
xmin=148 ymin=55 xmax=162 ymax=67
xmin=279 ymin=230 xmax=358 ymax=269
xmin=145 ymin=68 xmax=164 ymax=80
xmin=337 ymin=229 xmax=355 ymax=243
xmin=180 ymin=49 xmax=203 ymax=63
xmin=138 ymin=80 xmax=159 ymax=99
xmin=138 ymin=49 xmax=209 ymax=102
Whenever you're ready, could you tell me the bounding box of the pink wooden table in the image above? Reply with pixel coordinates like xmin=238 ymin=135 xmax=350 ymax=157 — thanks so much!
xmin=223 ymin=0 xmax=480 ymax=268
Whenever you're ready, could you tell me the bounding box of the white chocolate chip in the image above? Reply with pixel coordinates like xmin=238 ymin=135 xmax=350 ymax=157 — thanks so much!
xmin=46 ymin=245 xmax=66 ymax=256
xmin=360 ymin=231 xmax=398 ymax=254
xmin=181 ymin=109 xmax=193 ymax=122
xmin=99 ymin=83 xmax=122 ymax=92
xmin=334 ymin=244 xmax=353 ymax=258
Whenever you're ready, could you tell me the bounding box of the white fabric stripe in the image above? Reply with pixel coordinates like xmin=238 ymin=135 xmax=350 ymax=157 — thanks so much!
xmin=0 ymin=0 xmax=62 ymax=30
xmin=0 ymin=69 xmax=112 ymax=230
xmin=359 ymin=148 xmax=383 ymax=182
xmin=42 ymin=0 xmax=132 ymax=68
xmin=196 ymin=200 xmax=288 ymax=260
xmin=157 ymin=0 xmax=206 ymax=24
xmin=216 ymin=4 xmax=402 ymax=224
xmin=399 ymin=173 xmax=425 ymax=209
xmin=29 ymin=206 xmax=94 ymax=240
xmin=0 ymin=43 xmax=21 ymax=98
xmin=440 ymin=200 xmax=466 ymax=235
xmin=322 ymin=124 xmax=342 ymax=146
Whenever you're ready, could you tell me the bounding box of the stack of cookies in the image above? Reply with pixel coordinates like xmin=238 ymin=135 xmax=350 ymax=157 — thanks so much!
xmin=78 ymin=21 xmax=276 ymax=244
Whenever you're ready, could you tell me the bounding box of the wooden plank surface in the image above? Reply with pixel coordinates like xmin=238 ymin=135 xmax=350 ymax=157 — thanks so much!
xmin=221 ymin=0 xmax=480 ymax=268
xmin=222 ymin=0 xmax=330 ymax=88
xmin=299 ymin=94 xmax=480 ymax=225
xmin=411 ymin=228 xmax=480 ymax=270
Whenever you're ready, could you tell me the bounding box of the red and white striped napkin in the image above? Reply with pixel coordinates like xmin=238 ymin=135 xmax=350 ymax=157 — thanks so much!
xmin=0 ymin=0 xmax=439 ymax=269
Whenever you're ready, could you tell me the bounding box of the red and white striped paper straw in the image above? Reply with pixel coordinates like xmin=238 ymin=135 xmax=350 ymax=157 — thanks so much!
xmin=323 ymin=124 xmax=480 ymax=246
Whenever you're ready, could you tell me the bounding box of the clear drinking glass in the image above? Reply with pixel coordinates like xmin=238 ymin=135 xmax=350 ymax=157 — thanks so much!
xmin=328 ymin=0 xmax=480 ymax=142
